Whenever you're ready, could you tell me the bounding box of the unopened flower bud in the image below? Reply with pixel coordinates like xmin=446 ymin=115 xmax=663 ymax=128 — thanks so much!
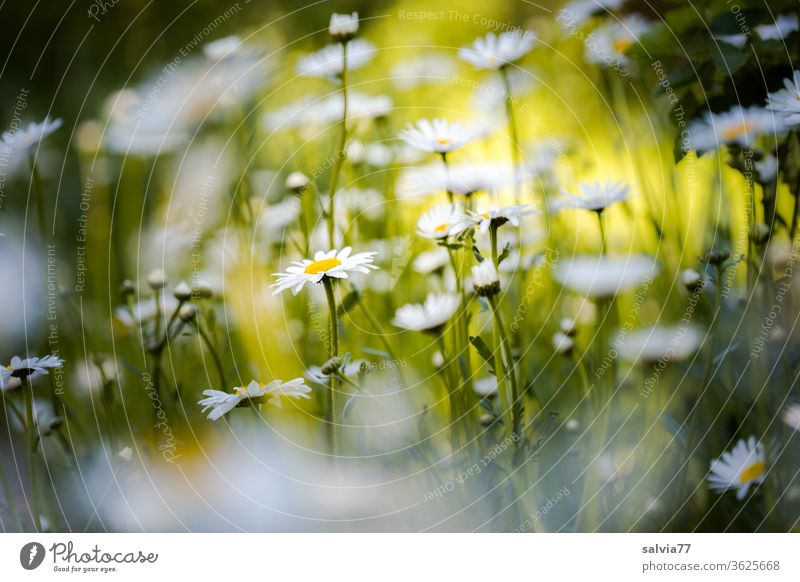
xmin=146 ymin=269 xmax=167 ymax=291
xmin=471 ymin=260 xmax=500 ymax=297
xmin=286 ymin=171 xmax=310 ymax=194
xmin=329 ymin=12 xmax=359 ymax=42
xmin=559 ymin=317 xmax=577 ymax=336
xmin=173 ymin=281 xmax=192 ymax=301
xmin=321 ymin=357 xmax=343 ymax=375
xmin=120 ymin=279 xmax=136 ymax=297
xmin=178 ymin=303 xmax=197 ymax=322
xmin=681 ymin=268 xmax=703 ymax=293
xmin=705 ymin=249 xmax=729 ymax=266
xmin=479 ymin=413 xmax=496 ymax=427
xmin=552 ymin=331 xmax=574 ymax=355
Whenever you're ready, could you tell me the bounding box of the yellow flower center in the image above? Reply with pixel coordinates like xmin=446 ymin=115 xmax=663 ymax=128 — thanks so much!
xmin=480 ymin=212 xmax=490 ymax=219
xmin=739 ymin=461 xmax=765 ymax=484
xmin=304 ymin=257 xmax=342 ymax=274
xmin=434 ymin=223 xmax=449 ymax=233
xmin=613 ymin=38 xmax=633 ymax=54
xmin=722 ymin=122 xmax=750 ymax=141
xmin=436 ymin=137 xmax=451 ymax=146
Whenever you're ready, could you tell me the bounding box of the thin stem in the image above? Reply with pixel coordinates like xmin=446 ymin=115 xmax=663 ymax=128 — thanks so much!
xmin=440 ymin=152 xmax=454 ymax=204
xmin=436 ymin=333 xmax=462 ymax=451
xmin=196 ymin=321 xmax=226 ymax=387
xmin=353 ymin=289 xmax=408 ymax=388
xmin=597 ymin=211 xmax=608 ymax=255
xmin=327 ymin=41 xmax=349 ymax=250
xmin=23 ymin=378 xmax=42 ymax=532
xmin=322 ymin=277 xmax=340 ymax=455
xmin=500 ymin=65 xmax=521 ymax=204
xmin=489 ymin=295 xmax=521 ymax=440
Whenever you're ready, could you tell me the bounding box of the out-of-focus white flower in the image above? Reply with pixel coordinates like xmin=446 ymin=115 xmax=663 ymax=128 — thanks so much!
xmin=413 ymin=247 xmax=450 ymax=274
xmin=397 ymin=162 xmax=521 ymax=199
xmin=684 ymin=106 xmax=784 ymax=152
xmin=474 ymin=376 xmax=498 ymax=397
xmin=391 ymin=54 xmax=455 ymax=89
xmin=393 ymin=292 xmax=460 ymax=332
xmin=1 ymin=354 xmax=64 ymax=390
xmin=767 ymin=70 xmax=800 ymax=129
xmin=471 ymin=260 xmax=500 ymax=296
xmin=117 ymin=447 xmax=134 ymax=462
xmin=0 ymin=231 xmax=44 ymax=346
xmin=756 ymin=14 xmax=798 ymax=41
xmin=297 ymin=39 xmax=375 ymax=78
xmin=783 ymin=403 xmax=800 ymax=433
xmin=708 ymin=436 xmax=767 ymax=500
xmin=268 ymin=92 xmax=392 ymax=132
xmin=554 ymin=255 xmax=658 ymax=298
xmin=618 ymin=325 xmax=703 ymax=364
xmin=462 ymin=203 xmax=539 ymax=234
xmin=552 ymin=180 xmax=629 ymax=213
xmin=584 ymin=15 xmax=650 ymax=67
xmin=471 ymin=68 xmax=538 ymax=115
xmin=271 ymin=247 xmax=379 ymax=295
xmin=755 ymin=154 xmax=778 ymax=182
xmin=285 ymin=171 xmax=311 ymax=193
xmin=557 ymin=0 xmax=626 ymax=29
xmin=398 ymin=118 xmax=476 ymax=154
xmin=552 ymin=331 xmax=575 ymax=354
xmin=459 ymin=31 xmax=537 ymax=70
xmin=258 ymin=197 xmax=301 ymax=239
xmin=416 ymin=203 xmax=469 ymax=239
xmin=1 ymin=116 xmax=62 ymax=154
xmin=114 ymin=295 xmax=181 ymax=329
xmin=198 ymin=378 xmax=311 ymax=420
xmin=329 ymin=12 xmax=359 ymax=41
xmin=203 ymin=35 xmax=246 ymax=60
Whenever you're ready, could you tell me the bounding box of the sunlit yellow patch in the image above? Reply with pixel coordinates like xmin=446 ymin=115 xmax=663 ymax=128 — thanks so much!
xmin=739 ymin=461 xmax=765 ymax=484
xmin=722 ymin=122 xmax=750 ymax=141
xmin=304 ymin=257 xmax=342 ymax=274
xmin=613 ymin=37 xmax=633 ymax=54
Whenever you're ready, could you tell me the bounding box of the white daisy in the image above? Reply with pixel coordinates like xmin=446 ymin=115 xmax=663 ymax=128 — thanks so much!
xmin=552 ymin=331 xmax=575 ymax=354
xmin=756 ymin=154 xmax=778 ymax=183
xmin=685 ymin=106 xmax=785 ymax=152
xmin=1 ymin=116 xmax=63 ymax=153
xmin=557 ymin=0 xmax=626 ymax=28
xmin=203 ymin=35 xmax=245 ymax=60
xmin=271 ymin=247 xmax=379 ymax=295
xmin=708 ymin=436 xmax=767 ymax=500
xmin=416 ymin=204 xmax=469 ymax=239
xmin=329 ymin=12 xmax=359 ymax=41
xmin=552 ymin=180 xmax=629 ymax=213
xmin=618 ymin=325 xmax=704 ymax=364
xmin=397 ymin=162 xmax=517 ymax=199
xmin=474 ymin=376 xmax=499 ymax=397
xmin=412 ymin=247 xmax=450 ymax=274
xmin=297 ymin=39 xmax=375 ymax=78
xmin=767 ymin=70 xmax=800 ymax=128
xmin=398 ymin=118 xmax=476 ymax=154
xmin=554 ymin=255 xmax=658 ymax=298
xmin=783 ymin=404 xmax=800 ymax=433
xmin=471 ymin=260 xmax=500 ymax=296
xmin=391 ymin=54 xmax=455 ymax=89
xmin=1 ymin=354 xmax=64 ymax=389
xmin=584 ymin=15 xmax=650 ymax=67
xmin=463 ymin=203 xmax=539 ymax=234
xmin=393 ymin=292 xmax=461 ymax=332
xmin=198 ymin=378 xmax=311 ymax=420
xmin=459 ymin=30 xmax=537 ymax=70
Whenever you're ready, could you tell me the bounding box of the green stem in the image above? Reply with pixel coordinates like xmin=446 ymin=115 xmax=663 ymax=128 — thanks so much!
xmin=322 ymin=277 xmax=340 ymax=455
xmin=327 ymin=41 xmax=349 ymax=250
xmin=197 ymin=321 xmax=226 ymax=387
xmin=440 ymin=152 xmax=454 ymax=204
xmin=500 ymin=65 xmax=521 ymax=204
xmin=353 ymin=289 xmax=408 ymax=388
xmin=436 ymin=334 xmax=462 ymax=451
xmin=597 ymin=211 xmax=608 ymax=255
xmin=0 ymin=392 xmax=23 ymax=530
xmin=23 ymin=379 xmax=42 ymax=532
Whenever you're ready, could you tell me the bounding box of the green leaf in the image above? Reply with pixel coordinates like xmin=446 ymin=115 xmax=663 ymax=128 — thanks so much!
xmin=472 ymin=245 xmax=485 ymax=263
xmin=469 ymin=335 xmax=494 ymax=366
xmin=337 ymin=289 xmax=360 ymax=316
xmin=498 ymin=243 xmax=511 ymax=266
xmin=707 ymin=40 xmax=750 ymax=75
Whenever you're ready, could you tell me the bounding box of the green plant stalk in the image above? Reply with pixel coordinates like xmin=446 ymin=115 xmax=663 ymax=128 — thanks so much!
xmin=0 ymin=392 xmax=23 ymax=530
xmin=440 ymin=152 xmax=454 ymax=204
xmin=446 ymin=245 xmax=475 ymax=422
xmin=23 ymin=378 xmax=42 ymax=532
xmin=322 ymin=277 xmax=341 ymax=455
xmin=327 ymin=41 xmax=349 ymax=250
xmin=436 ymin=334 xmax=463 ymax=452
xmin=597 ymin=211 xmax=608 ymax=255
xmin=353 ymin=291 xmax=408 ymax=388
xmin=500 ymin=65 xmax=521 ymax=204
xmin=196 ymin=322 xmax=226 ymax=387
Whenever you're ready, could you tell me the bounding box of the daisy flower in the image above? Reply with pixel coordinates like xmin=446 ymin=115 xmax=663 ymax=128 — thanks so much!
xmin=329 ymin=12 xmax=359 ymax=41
xmin=393 ymin=292 xmax=461 ymax=332
xmin=472 ymin=260 xmax=500 ymax=296
xmin=783 ymin=404 xmax=800 ymax=433
xmin=390 ymin=54 xmax=455 ymax=90
xmin=397 ymin=162 xmax=516 ymax=199
xmin=767 ymin=70 xmax=800 ymax=128
xmin=203 ymin=35 xmax=246 ymax=61
xmin=684 ymin=106 xmax=784 ymax=152
xmin=756 ymin=13 xmax=798 ymax=41
xmin=708 ymin=436 xmax=767 ymax=500
xmin=1 ymin=116 xmax=63 ymax=153
xmin=463 ymin=203 xmax=539 ymax=234
xmin=271 ymin=247 xmax=379 ymax=295
xmin=398 ymin=118 xmax=476 ymax=154
xmin=1 ymin=354 xmax=64 ymax=389
xmin=552 ymin=331 xmax=575 ymax=354
xmin=416 ymin=204 xmax=469 ymax=240
xmin=474 ymin=376 xmax=499 ymax=397
xmin=618 ymin=325 xmax=704 ymax=364
xmin=297 ymin=39 xmax=375 ymax=78
xmin=554 ymin=255 xmax=657 ymax=298
xmin=584 ymin=15 xmax=650 ymax=67
xmin=552 ymin=180 xmax=629 ymax=213
xmin=412 ymin=247 xmax=450 ymax=274
xmin=459 ymin=31 xmax=536 ymax=70
xmin=198 ymin=378 xmax=311 ymax=420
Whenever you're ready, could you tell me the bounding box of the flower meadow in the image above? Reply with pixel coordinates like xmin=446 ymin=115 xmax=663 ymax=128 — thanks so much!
xmin=2 ymin=0 xmax=800 ymax=533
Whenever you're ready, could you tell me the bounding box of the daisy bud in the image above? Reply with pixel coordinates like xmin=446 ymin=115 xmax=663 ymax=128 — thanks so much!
xmin=120 ymin=279 xmax=136 ymax=297
xmin=705 ymin=249 xmax=729 ymax=266
xmin=471 ymin=260 xmax=500 ymax=297
xmin=173 ymin=281 xmax=193 ymax=301
xmin=565 ymin=418 xmax=580 ymax=433
xmin=286 ymin=171 xmax=310 ymax=194
xmin=178 ymin=303 xmax=197 ymax=322
xmin=48 ymin=416 xmax=64 ymax=431
xmin=552 ymin=331 xmax=574 ymax=355
xmin=749 ymin=223 xmax=770 ymax=245
xmin=559 ymin=317 xmax=577 ymax=336
xmin=146 ymin=269 xmax=167 ymax=291
xmin=681 ymin=268 xmax=703 ymax=293
xmin=329 ymin=12 xmax=359 ymax=42
xmin=193 ymin=280 xmax=214 ymax=299
xmin=432 ymin=351 xmax=445 ymax=369
xmin=479 ymin=413 xmax=496 ymax=427
xmin=321 ymin=357 xmax=343 ymax=375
